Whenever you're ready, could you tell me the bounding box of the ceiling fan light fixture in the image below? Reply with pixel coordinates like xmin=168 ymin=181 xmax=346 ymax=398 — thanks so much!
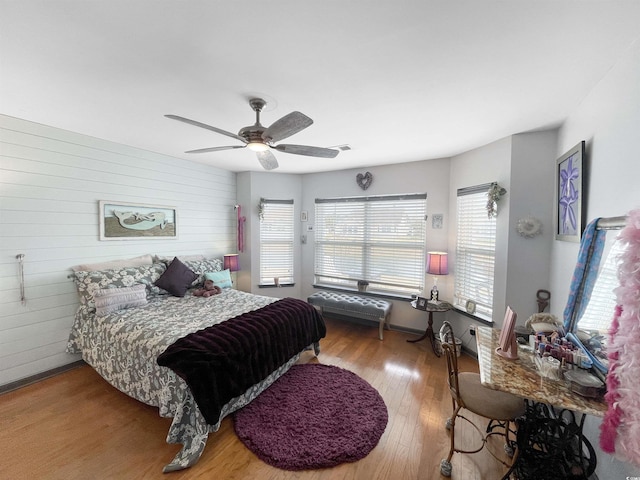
xmin=247 ymin=141 xmax=269 ymax=152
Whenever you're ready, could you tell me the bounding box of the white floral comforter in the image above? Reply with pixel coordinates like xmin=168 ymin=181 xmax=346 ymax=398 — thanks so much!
xmin=67 ymin=289 xmax=310 ymax=472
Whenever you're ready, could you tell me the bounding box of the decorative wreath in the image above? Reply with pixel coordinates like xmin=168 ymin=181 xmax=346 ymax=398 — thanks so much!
xmin=486 ymin=182 xmax=507 ymax=218
xmin=516 ymin=216 xmax=543 ymax=238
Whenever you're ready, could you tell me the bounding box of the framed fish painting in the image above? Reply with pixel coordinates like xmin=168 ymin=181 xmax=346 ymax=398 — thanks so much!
xmin=555 ymin=141 xmax=585 ymax=242
xmin=99 ymin=201 xmax=177 ymax=240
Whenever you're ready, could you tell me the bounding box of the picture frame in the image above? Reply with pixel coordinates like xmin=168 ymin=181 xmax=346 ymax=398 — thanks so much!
xmin=416 ymin=296 xmax=428 ymax=310
xmin=465 ymin=299 xmax=476 ymax=314
xmin=555 ymin=141 xmax=585 ymax=242
xmin=99 ymin=201 xmax=177 ymax=240
xmin=300 ymin=210 xmax=308 ymax=222
xmin=432 ymin=214 xmax=443 ymax=229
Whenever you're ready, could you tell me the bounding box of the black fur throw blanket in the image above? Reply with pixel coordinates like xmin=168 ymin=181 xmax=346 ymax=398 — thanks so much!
xmin=157 ymin=297 xmax=326 ymax=425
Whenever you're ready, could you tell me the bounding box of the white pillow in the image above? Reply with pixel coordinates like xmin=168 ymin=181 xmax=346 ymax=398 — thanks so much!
xmin=94 ymin=284 xmax=148 ymax=315
xmin=71 ymin=254 xmax=153 ymax=272
xmin=154 ymin=254 xmax=206 ymax=263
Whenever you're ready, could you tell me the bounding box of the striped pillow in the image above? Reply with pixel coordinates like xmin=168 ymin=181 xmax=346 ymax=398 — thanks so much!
xmin=94 ymin=284 xmax=148 ymax=316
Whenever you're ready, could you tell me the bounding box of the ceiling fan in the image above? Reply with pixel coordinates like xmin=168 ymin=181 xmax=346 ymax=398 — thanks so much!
xmin=165 ymin=98 xmax=339 ymax=171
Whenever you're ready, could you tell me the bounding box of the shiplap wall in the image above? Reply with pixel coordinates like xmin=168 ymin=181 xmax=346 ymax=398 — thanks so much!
xmin=0 ymin=114 xmax=237 ymax=387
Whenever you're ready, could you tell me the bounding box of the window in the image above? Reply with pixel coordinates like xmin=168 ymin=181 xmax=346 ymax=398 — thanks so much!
xmin=314 ymin=193 xmax=427 ymax=296
xmin=572 ymin=232 xmax=624 ymax=372
xmin=454 ymin=184 xmax=497 ymax=320
xmin=259 ymin=199 xmax=294 ymax=285
xmin=578 ymin=236 xmax=624 ymax=333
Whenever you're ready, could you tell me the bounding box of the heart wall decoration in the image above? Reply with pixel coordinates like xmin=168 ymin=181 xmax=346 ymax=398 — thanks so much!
xmin=356 ymin=171 xmax=373 ymax=190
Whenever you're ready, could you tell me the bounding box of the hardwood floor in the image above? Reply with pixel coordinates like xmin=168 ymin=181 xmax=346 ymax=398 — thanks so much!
xmin=1 ymin=318 xmax=510 ymax=479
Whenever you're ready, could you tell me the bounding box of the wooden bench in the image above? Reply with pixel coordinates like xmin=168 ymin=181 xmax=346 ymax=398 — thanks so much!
xmin=307 ymin=291 xmax=392 ymax=340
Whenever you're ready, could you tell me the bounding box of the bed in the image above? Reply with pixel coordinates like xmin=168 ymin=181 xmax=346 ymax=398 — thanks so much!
xmin=66 ymin=256 xmax=326 ymax=472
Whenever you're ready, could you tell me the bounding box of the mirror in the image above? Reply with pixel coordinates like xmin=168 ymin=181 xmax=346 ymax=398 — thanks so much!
xmin=566 ymin=216 xmax=626 ymax=374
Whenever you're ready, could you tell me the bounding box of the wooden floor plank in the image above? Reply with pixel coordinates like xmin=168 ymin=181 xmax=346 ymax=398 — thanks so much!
xmin=0 ymin=317 xmax=508 ymax=479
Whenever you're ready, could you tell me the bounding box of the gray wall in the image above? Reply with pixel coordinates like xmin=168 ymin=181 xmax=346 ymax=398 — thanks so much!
xmin=0 ymin=115 xmax=237 ymax=386
xmin=236 ymin=171 xmax=303 ymax=299
xmin=446 ymin=135 xmax=513 ymax=347
xmin=447 ymin=130 xmax=559 ymax=351
xmin=506 ymin=131 xmax=558 ymax=315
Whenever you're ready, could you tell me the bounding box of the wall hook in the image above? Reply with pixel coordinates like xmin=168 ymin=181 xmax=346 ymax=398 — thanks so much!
xmin=16 ymin=253 xmax=26 ymax=305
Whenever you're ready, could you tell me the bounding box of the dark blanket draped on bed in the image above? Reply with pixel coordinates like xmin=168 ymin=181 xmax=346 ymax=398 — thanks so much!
xmin=157 ymin=297 xmax=326 ymax=425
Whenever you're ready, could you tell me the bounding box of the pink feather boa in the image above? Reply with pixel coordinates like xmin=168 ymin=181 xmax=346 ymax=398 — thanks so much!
xmin=600 ymin=209 xmax=640 ymax=467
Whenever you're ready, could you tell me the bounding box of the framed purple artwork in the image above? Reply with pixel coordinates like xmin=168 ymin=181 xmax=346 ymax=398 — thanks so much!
xmin=555 ymin=141 xmax=585 ymax=242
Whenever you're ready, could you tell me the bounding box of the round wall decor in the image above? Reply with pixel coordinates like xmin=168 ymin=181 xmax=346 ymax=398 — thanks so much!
xmin=516 ymin=216 xmax=542 ymax=238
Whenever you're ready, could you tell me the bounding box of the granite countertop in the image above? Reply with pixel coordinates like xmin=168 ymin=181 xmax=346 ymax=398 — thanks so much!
xmin=476 ymin=326 xmax=607 ymax=417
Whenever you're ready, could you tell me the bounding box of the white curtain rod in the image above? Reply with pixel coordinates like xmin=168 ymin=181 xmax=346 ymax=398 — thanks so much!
xmin=596 ymin=215 xmax=627 ymax=230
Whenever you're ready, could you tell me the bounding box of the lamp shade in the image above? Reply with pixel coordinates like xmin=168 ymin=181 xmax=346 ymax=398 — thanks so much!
xmin=427 ymin=252 xmax=448 ymax=276
xmin=223 ymin=254 xmax=240 ymax=272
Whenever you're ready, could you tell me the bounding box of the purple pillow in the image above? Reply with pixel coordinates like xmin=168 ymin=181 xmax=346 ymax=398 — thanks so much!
xmin=155 ymin=257 xmax=198 ymax=297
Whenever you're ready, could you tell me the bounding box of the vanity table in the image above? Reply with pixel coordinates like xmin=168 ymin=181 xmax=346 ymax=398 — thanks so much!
xmin=407 ymin=300 xmax=452 ymax=356
xmin=476 ymin=326 xmax=606 ymax=479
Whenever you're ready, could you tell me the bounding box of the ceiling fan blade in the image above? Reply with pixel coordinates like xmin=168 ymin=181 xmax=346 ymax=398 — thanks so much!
xmin=274 ymin=144 xmax=339 ymax=158
xmin=165 ymin=114 xmax=247 ymax=143
xmin=262 ymin=111 xmax=313 ymax=143
xmin=256 ymin=150 xmax=279 ymax=171
xmin=185 ymin=145 xmax=246 ymax=154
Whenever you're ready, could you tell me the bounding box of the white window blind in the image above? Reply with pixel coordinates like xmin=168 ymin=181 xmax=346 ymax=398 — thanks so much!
xmin=578 ymin=237 xmax=624 ymax=333
xmin=260 ymin=199 xmax=294 ymax=285
xmin=454 ymin=185 xmax=497 ymax=320
xmin=314 ymin=193 xmax=427 ymax=296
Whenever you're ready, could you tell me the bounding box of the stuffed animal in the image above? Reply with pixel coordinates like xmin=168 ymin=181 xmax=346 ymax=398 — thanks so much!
xmin=193 ymin=279 xmax=222 ymax=297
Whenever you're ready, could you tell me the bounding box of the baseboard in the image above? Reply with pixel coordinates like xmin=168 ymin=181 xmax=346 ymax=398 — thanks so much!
xmin=392 ymin=323 xmax=478 ymax=359
xmin=323 ymin=314 xmax=480 ymax=356
xmin=0 ymin=360 xmax=86 ymax=395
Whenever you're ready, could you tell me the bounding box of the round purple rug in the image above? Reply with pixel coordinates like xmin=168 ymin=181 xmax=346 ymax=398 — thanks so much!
xmin=233 ymin=363 xmax=388 ymax=470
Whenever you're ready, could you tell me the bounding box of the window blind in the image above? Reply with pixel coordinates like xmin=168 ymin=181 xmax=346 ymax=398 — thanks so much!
xmin=314 ymin=193 xmax=427 ymax=296
xmin=454 ymin=184 xmax=497 ymax=320
xmin=578 ymin=238 xmax=623 ymax=332
xmin=260 ymin=199 xmax=294 ymax=285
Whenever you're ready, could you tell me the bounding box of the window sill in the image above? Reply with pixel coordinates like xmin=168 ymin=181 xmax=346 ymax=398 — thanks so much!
xmin=259 ymin=283 xmax=295 ymax=288
xmin=311 ymin=284 xmax=414 ymax=302
xmin=451 ymin=306 xmax=493 ymax=325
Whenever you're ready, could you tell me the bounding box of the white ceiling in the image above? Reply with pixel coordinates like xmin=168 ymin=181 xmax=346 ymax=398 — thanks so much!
xmin=1 ymin=1 xmax=639 ymax=174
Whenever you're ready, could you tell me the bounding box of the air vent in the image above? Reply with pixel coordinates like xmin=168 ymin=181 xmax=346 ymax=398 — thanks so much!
xmin=330 ymin=144 xmax=352 ymax=151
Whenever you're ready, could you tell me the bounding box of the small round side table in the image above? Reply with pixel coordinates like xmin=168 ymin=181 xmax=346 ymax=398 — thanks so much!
xmin=408 ymin=300 xmax=453 ymax=356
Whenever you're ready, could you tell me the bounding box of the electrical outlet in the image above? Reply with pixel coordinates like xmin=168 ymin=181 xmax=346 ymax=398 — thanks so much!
xmin=469 ymin=325 xmax=476 ymax=336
